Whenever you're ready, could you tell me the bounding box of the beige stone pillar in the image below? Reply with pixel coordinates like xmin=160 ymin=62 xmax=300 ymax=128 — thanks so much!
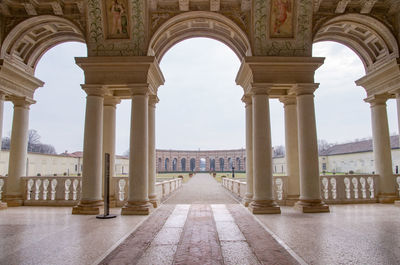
xmin=72 ymin=86 xmax=106 ymax=215
xmin=4 ymin=97 xmax=33 ymax=206
xmin=366 ymin=95 xmax=398 ymax=202
xmin=396 ymin=93 xmax=400 ymax=148
xmin=122 ymin=88 xmax=153 ymax=215
xmin=103 ymin=97 xmax=120 ymax=206
xmin=242 ymin=95 xmax=253 ymax=207
xmin=280 ymin=96 xmax=300 ymax=205
xmin=148 ymin=95 xmax=159 ymax=208
xmin=294 ymin=84 xmax=329 ymax=213
xmin=248 ymin=89 xmax=280 ymax=214
xmin=0 ymin=93 xmax=5 ymax=145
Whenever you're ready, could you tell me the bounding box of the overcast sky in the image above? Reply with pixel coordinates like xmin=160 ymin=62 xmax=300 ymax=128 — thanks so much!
xmin=1 ymin=38 xmax=398 ymax=155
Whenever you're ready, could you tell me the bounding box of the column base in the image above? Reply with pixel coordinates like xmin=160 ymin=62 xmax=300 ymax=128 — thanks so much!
xmin=378 ymin=193 xmax=398 ymax=203
xmin=72 ymin=200 xmax=103 ymax=215
xmin=284 ymin=195 xmax=300 ymax=206
xmin=242 ymin=194 xmax=253 ymax=207
xmin=248 ymin=200 xmax=281 ymax=214
xmin=121 ymin=201 xmax=153 ymax=215
xmin=0 ymin=202 xmax=7 ymax=209
xmin=295 ymin=200 xmax=330 ymax=213
xmin=4 ymin=195 xmax=23 ymax=207
xmin=395 ymin=200 xmax=400 ymax=206
xmin=149 ymin=195 xmax=159 ymax=208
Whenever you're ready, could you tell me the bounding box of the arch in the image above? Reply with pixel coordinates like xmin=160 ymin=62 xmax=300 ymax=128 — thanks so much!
xmin=181 ymin=158 xmax=186 ymax=171
xmin=219 ymin=158 xmax=225 ymax=171
xmin=236 ymin=157 xmax=241 ymax=171
xmin=190 ymin=158 xmax=196 ymax=172
xmin=1 ymin=15 xmax=86 ymax=74
xmin=158 ymin=158 xmax=162 ymax=171
xmin=210 ymin=158 xmax=215 ymax=171
xmin=165 ymin=158 xmax=170 ymax=171
xmin=172 ymin=158 xmax=178 ymax=171
xmin=228 ymin=157 xmax=232 ymax=169
xmin=313 ymin=14 xmax=399 ymax=73
xmin=148 ymin=11 xmax=251 ymax=62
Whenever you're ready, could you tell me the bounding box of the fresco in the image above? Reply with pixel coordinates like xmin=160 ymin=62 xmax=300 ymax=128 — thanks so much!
xmin=270 ymin=0 xmax=293 ymax=38
xmin=105 ymin=0 xmax=129 ymax=39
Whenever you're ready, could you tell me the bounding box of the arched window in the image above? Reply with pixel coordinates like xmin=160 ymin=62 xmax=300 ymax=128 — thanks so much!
xmin=228 ymin=158 xmax=232 ymax=169
xmin=236 ymin=157 xmax=241 ymax=170
xmin=172 ymin=158 xmax=178 ymax=171
xmin=219 ymin=158 xmax=224 ymax=171
xmin=190 ymin=158 xmax=196 ymax=171
xmin=181 ymin=158 xmax=186 ymax=171
xmin=165 ymin=158 xmax=169 ymax=171
xmin=210 ymin=159 xmax=215 ymax=171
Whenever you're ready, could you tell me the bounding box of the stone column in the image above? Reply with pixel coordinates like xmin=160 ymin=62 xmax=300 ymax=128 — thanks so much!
xmin=366 ymin=95 xmax=397 ymax=202
xmin=248 ymin=89 xmax=280 ymax=214
xmin=0 ymin=93 xmax=5 ymax=145
xmin=103 ymin=97 xmax=120 ymax=206
xmin=280 ymin=96 xmax=300 ymax=205
xmin=4 ymin=97 xmax=33 ymax=206
xmin=122 ymin=88 xmax=153 ymax=215
xmin=72 ymin=86 xmax=106 ymax=215
xmin=148 ymin=95 xmax=159 ymax=208
xmin=396 ymin=93 xmax=400 ymax=148
xmin=294 ymin=84 xmax=329 ymax=213
xmin=242 ymin=95 xmax=253 ymax=207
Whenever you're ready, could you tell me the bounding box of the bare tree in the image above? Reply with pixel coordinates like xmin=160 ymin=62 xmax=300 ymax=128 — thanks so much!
xmin=273 ymin=145 xmax=285 ymax=157
xmin=2 ymin=130 xmax=56 ymax=154
xmin=318 ymin=139 xmax=332 ymax=154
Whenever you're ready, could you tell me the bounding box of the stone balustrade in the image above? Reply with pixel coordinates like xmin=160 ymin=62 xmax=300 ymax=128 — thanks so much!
xmin=113 ymin=177 xmax=183 ymax=207
xmin=222 ymin=174 xmax=393 ymax=204
xmin=0 ymin=176 xmax=182 ymax=207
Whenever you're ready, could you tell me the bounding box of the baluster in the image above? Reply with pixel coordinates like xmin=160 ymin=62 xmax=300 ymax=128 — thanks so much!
xmin=162 ymin=182 xmax=166 ymax=197
xmin=34 ymin=179 xmax=42 ymax=200
xmin=51 ymin=179 xmax=57 ymax=200
xmin=275 ymin=178 xmax=283 ymax=201
xmin=237 ymin=181 xmax=240 ymax=196
xmin=397 ymin=177 xmax=400 ymax=197
xmin=344 ymin=177 xmax=351 ymax=199
xmin=27 ymin=179 xmax=34 ymax=200
xmin=367 ymin=177 xmax=375 ymax=199
xmin=42 ymin=179 xmax=49 ymax=200
xmin=0 ymin=179 xmax=4 ymax=200
xmin=330 ymin=178 xmax=337 ymax=200
xmin=322 ymin=177 xmax=329 ymax=200
xmin=360 ymin=177 xmax=367 ymax=199
xmin=72 ymin=179 xmax=79 ymax=200
xmin=118 ymin=179 xmax=126 ymax=201
xmin=352 ymin=177 xmax=359 ymax=199
xmin=64 ymin=179 xmax=71 ymax=200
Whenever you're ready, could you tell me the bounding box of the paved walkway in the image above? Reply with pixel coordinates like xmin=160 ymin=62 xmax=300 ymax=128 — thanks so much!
xmin=165 ymin=173 xmax=237 ymax=204
xmin=99 ymin=174 xmax=300 ymax=265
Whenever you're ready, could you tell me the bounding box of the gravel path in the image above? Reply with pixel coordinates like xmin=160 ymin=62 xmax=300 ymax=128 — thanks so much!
xmin=164 ymin=173 xmax=238 ymax=204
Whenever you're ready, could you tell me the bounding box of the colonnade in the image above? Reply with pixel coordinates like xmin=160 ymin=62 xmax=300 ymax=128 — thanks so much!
xmin=1 ymin=55 xmax=399 ymax=213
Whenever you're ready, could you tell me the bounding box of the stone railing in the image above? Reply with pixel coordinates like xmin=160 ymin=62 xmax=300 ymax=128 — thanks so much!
xmin=222 ymin=174 xmax=393 ymax=204
xmin=113 ymin=177 xmax=183 ymax=207
xmin=221 ymin=176 xmax=288 ymax=204
xmin=21 ymin=176 xmax=82 ymax=206
xmin=0 ymin=176 xmax=182 ymax=207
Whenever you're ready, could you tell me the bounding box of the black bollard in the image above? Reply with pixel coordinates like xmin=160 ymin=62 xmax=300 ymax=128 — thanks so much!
xmin=97 ymin=153 xmax=117 ymax=219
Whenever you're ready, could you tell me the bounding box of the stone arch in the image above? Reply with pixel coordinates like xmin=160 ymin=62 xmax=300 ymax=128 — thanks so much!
xmin=148 ymin=11 xmax=252 ymax=62
xmin=181 ymin=158 xmax=186 ymax=171
xmin=165 ymin=158 xmax=170 ymax=171
xmin=1 ymin=15 xmax=85 ymax=75
xmin=236 ymin=157 xmax=241 ymax=171
xmin=190 ymin=158 xmax=196 ymax=172
xmin=219 ymin=158 xmax=225 ymax=171
xmin=172 ymin=158 xmax=178 ymax=171
xmin=313 ymin=14 xmax=399 ymax=73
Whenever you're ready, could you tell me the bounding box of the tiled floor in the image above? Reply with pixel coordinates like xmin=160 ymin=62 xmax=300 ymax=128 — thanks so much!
xmin=1 ymin=174 xmax=400 ymax=265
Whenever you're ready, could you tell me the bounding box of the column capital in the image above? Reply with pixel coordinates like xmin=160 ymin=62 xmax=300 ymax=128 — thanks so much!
xmin=9 ymin=96 xmax=35 ymax=108
xmin=149 ymin=95 xmax=159 ymax=106
xmin=104 ymin=97 xmax=121 ymax=107
xmin=279 ymin=96 xmax=296 ymax=106
xmin=250 ymin=83 xmax=273 ymax=95
xmin=241 ymin=94 xmax=252 ymax=106
xmin=81 ymin=85 xmax=107 ymax=97
xmin=364 ymin=94 xmax=390 ymax=106
xmin=290 ymin=83 xmax=319 ymax=96
xmin=128 ymin=84 xmax=150 ymax=96
xmin=0 ymin=91 xmax=6 ymax=100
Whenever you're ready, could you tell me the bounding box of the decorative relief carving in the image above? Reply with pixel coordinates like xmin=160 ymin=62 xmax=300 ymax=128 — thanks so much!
xmin=104 ymin=0 xmax=130 ymax=39
xmin=270 ymin=0 xmax=293 ymax=38
xmin=254 ymin=0 xmax=312 ymax=56
xmin=87 ymin=0 xmax=146 ymax=56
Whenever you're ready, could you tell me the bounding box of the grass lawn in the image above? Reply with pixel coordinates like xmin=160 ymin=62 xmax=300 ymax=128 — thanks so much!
xmin=156 ymin=173 xmax=191 ymax=183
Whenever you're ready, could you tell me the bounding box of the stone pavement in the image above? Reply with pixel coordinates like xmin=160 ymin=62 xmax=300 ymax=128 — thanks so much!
xmin=99 ymin=174 xmax=300 ymax=265
xmin=164 ymin=173 xmax=237 ymax=204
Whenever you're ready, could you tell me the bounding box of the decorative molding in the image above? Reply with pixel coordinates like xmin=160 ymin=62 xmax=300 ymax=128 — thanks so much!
xmin=51 ymin=2 xmax=63 ymax=16
xmin=210 ymin=0 xmax=220 ymax=12
xmin=335 ymin=0 xmax=350 ymax=14
xmin=23 ymin=3 xmax=37 ymax=16
xmin=360 ymin=0 xmax=377 ymax=14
